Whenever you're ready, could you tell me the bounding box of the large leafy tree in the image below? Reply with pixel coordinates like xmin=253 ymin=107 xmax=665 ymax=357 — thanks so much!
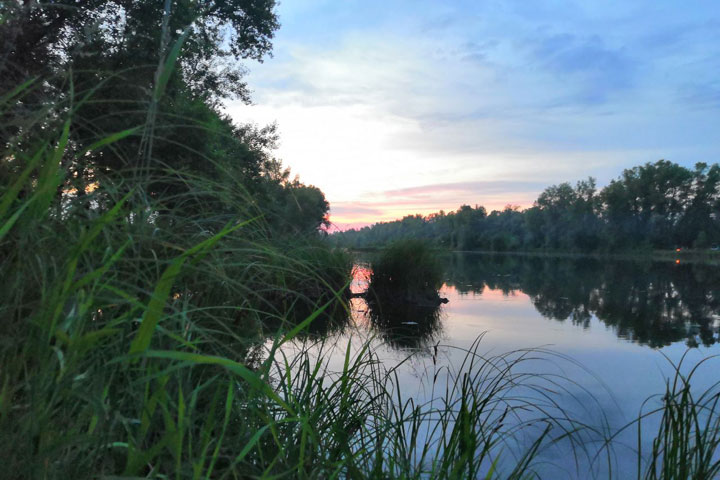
xmin=676 ymin=163 xmax=720 ymax=246
xmin=600 ymin=161 xmax=694 ymax=248
xmin=2 ymin=1 xmax=332 ymax=234
xmin=1 ymin=0 xmax=280 ymax=208
xmin=0 ymin=0 xmax=278 ymax=100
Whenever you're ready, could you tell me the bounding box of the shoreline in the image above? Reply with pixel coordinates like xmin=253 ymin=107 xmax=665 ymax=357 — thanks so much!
xmin=348 ymin=246 xmax=720 ymax=264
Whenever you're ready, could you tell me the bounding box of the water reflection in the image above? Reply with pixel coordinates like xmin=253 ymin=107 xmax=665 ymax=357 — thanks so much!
xmin=363 ymin=292 xmax=444 ymax=350
xmin=348 ymin=262 xmax=444 ymax=350
xmin=445 ymin=253 xmax=720 ymax=348
xmin=284 ymin=253 xmax=720 ymax=351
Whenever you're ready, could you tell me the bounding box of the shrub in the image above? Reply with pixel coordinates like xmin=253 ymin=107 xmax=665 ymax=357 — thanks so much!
xmin=369 ymin=239 xmax=444 ymax=297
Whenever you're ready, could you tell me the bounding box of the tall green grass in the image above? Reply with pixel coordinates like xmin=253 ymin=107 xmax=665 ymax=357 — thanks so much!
xmin=0 ymin=72 xmax=355 ymax=477
xmin=636 ymin=353 xmax=720 ymax=479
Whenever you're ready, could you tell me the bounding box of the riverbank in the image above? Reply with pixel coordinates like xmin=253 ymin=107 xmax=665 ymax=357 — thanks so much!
xmin=455 ymin=248 xmax=720 ymax=264
xmin=350 ymin=246 xmax=720 ymax=265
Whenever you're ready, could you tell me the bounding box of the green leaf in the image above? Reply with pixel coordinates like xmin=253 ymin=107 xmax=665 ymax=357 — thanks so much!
xmin=72 ymin=240 xmax=130 ymax=290
xmin=128 ymin=258 xmax=187 ymax=356
xmin=0 ymin=146 xmax=45 ymax=219
xmin=29 ymin=118 xmax=71 ymax=219
xmin=0 ymin=198 xmax=34 ymax=243
xmin=128 ymin=219 xmax=253 ymax=355
xmin=140 ymin=350 xmax=296 ymax=417
xmin=154 ymin=29 xmax=190 ymax=101
xmin=75 ymin=126 xmax=140 ymax=158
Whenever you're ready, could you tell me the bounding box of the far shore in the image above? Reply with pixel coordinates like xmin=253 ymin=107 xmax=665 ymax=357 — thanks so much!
xmin=348 ymin=246 xmax=720 ymax=264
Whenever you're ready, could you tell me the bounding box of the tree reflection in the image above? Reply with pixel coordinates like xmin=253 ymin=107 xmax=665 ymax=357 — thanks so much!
xmin=363 ymin=291 xmax=444 ymax=350
xmin=446 ymin=253 xmax=720 ymax=348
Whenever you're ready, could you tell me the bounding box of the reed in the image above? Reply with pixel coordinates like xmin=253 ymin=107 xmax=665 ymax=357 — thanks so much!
xmin=637 ymin=353 xmax=720 ymax=479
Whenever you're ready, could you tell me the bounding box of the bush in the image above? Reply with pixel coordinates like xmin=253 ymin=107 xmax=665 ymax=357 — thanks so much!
xmin=369 ymin=239 xmax=444 ymax=297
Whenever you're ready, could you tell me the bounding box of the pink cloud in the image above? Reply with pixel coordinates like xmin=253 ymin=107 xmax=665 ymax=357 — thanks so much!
xmin=328 ymin=180 xmax=545 ymax=230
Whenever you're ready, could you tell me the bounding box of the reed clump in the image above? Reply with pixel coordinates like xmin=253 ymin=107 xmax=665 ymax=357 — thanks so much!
xmin=369 ymin=239 xmax=445 ymax=304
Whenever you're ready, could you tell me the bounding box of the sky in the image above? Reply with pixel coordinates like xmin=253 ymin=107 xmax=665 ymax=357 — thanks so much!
xmin=225 ymin=0 xmax=720 ymax=230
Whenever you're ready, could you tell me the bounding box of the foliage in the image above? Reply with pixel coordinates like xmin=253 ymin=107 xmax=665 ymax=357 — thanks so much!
xmin=0 ymin=3 xmax=344 ymax=475
xmin=0 ymin=0 xmax=278 ymax=101
xmin=638 ymin=355 xmax=720 ymax=480
xmin=0 ymin=110 xmax=352 ymax=480
xmin=0 ymin=0 xmax=290 ymax=218
xmin=369 ymin=239 xmax=444 ymax=297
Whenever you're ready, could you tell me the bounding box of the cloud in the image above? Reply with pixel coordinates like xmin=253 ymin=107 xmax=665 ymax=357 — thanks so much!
xmin=383 ymin=180 xmax=547 ymax=198
xmin=678 ymin=83 xmax=720 ymax=110
xmin=526 ymin=33 xmax=635 ymax=105
xmin=328 ymin=180 xmax=547 ymax=227
xmin=330 ymin=205 xmax=384 ymax=216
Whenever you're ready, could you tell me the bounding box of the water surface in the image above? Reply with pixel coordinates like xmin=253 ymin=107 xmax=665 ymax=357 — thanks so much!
xmin=294 ymin=253 xmax=720 ymax=477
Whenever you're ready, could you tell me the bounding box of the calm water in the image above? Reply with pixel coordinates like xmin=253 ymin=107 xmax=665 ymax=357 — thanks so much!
xmin=287 ymin=253 xmax=720 ymax=477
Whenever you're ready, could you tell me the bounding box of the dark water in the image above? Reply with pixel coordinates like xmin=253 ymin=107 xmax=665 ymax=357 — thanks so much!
xmin=288 ymin=253 xmax=720 ymax=477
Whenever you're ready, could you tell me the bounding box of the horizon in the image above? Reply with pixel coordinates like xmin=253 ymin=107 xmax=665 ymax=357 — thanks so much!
xmin=226 ymin=1 xmax=720 ymax=230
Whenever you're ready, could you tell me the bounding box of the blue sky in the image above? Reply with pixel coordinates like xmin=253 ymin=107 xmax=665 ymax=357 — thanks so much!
xmin=226 ymin=0 xmax=720 ymax=229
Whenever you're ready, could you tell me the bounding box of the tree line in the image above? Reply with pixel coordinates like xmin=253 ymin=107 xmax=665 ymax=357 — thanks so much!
xmin=333 ymin=160 xmax=720 ymax=251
